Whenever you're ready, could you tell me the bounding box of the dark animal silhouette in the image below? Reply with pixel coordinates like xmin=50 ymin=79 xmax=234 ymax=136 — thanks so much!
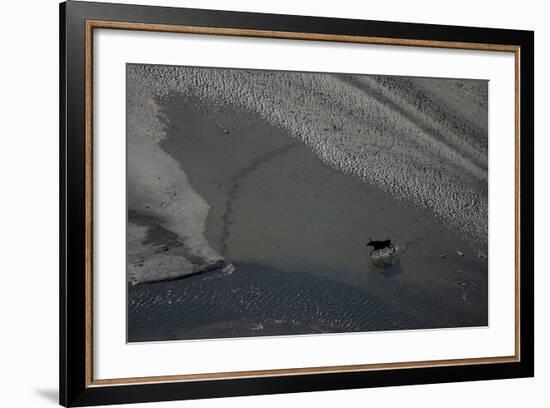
xmin=366 ymin=238 xmax=395 ymax=255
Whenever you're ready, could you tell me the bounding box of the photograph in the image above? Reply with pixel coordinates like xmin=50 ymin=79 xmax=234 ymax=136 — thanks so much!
xmin=126 ymin=64 xmax=489 ymax=342
xmin=55 ymin=1 xmax=535 ymax=405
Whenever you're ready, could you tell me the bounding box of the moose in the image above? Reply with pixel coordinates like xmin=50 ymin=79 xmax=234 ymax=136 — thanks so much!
xmin=366 ymin=238 xmax=395 ymax=256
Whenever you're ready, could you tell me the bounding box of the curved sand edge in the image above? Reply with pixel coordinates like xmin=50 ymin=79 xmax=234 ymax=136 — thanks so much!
xmin=128 ymin=64 xmax=488 ymax=248
xmin=127 ymin=70 xmax=228 ymax=284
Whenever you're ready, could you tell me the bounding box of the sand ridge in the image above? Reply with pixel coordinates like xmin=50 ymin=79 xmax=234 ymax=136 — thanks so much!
xmin=128 ymin=64 xmax=488 ymax=246
xmin=126 ymin=64 xmax=488 ymax=284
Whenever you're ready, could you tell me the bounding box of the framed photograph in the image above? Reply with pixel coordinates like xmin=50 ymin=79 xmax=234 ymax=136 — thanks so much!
xmin=60 ymin=1 xmax=534 ymax=406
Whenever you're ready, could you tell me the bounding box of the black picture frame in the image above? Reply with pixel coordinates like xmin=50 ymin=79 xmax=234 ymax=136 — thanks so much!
xmin=60 ymin=1 xmax=534 ymax=406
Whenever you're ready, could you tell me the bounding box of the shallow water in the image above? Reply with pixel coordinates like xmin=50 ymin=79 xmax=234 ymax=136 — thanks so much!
xmin=127 ymin=97 xmax=488 ymax=342
xmin=128 ymin=262 xmax=479 ymax=342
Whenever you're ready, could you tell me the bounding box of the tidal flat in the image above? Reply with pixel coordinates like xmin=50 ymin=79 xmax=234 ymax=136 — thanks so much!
xmin=127 ymin=67 xmax=489 ymax=341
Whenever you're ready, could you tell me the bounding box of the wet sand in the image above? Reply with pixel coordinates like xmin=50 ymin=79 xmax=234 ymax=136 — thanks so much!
xmin=127 ymin=95 xmax=488 ymax=341
xmin=126 ymin=65 xmax=488 ymax=247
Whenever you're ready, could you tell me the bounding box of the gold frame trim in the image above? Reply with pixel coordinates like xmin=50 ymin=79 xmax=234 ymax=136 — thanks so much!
xmin=84 ymin=20 xmax=521 ymax=388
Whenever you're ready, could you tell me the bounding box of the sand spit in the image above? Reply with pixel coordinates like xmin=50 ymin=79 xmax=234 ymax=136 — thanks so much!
xmin=127 ymin=71 xmax=227 ymax=284
xmin=127 ymin=64 xmax=488 ymax=249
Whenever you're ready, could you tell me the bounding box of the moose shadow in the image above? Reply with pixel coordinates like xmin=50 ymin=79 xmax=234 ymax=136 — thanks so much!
xmin=373 ymin=256 xmax=404 ymax=279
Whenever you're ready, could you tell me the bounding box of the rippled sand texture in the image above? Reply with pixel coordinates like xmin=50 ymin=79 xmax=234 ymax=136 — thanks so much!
xmin=129 ymin=264 xmax=438 ymax=342
xmin=128 ymin=65 xmax=488 ymax=255
xmin=126 ymin=64 xmax=488 ymax=340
